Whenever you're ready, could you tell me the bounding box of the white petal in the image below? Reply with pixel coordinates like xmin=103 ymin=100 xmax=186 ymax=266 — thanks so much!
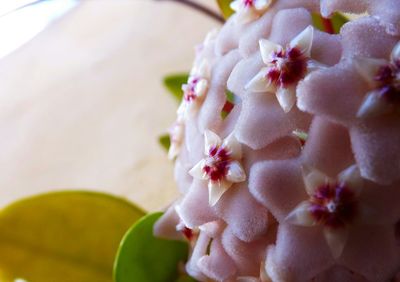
xmin=177 ymin=101 xmax=186 ymax=118
xmin=204 ymin=130 xmax=222 ymax=155
xmin=230 ymin=0 xmax=242 ymax=12
xmin=245 ymin=68 xmax=275 ymax=93
xmin=357 ymin=90 xmax=391 ymax=119
xmin=276 ymin=87 xmax=296 ymax=113
xmin=194 ymin=79 xmax=208 ymax=98
xmin=203 ymin=28 xmax=219 ymax=46
xmin=235 ymin=8 xmax=260 ymax=24
xmin=307 ymin=59 xmax=326 ymax=72
xmin=168 ymin=143 xmax=180 ymax=160
xmin=391 ymin=41 xmax=400 ymax=62
xmin=223 ymin=132 xmax=242 ymax=160
xmin=192 ymin=59 xmax=211 ymax=79
xmin=208 ymin=180 xmax=232 ymax=206
xmin=289 ymin=25 xmax=313 ymax=57
xmin=338 ymin=165 xmax=363 ymax=196
xmin=353 ymin=57 xmax=387 ymax=87
xmin=226 ymin=161 xmax=246 ymax=183
xmin=189 ymin=160 xmax=207 ymax=179
xmin=254 ymin=0 xmax=272 ymax=10
xmin=302 ymin=165 xmax=329 ymax=196
xmin=285 ymin=201 xmax=316 ymax=226
xmin=323 ymin=227 xmax=348 ymax=259
xmin=259 ymin=39 xmax=282 ymax=64
xmin=198 ymin=221 xmax=222 ymax=237
xmin=259 ymin=261 xmax=271 ymax=282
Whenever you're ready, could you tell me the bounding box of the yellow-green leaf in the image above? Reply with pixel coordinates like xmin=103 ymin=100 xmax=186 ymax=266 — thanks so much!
xmin=163 ymin=74 xmax=189 ymax=102
xmin=159 ymin=134 xmax=171 ymax=151
xmin=114 ymin=212 xmax=189 ymax=282
xmin=0 ymin=191 xmax=145 ymax=282
xmin=312 ymin=12 xmax=349 ymax=34
xmin=216 ymin=0 xmax=234 ymax=20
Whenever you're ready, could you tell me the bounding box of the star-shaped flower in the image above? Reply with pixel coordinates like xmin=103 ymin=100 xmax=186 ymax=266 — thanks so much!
xmin=354 ymin=41 xmax=400 ymax=118
xmin=246 ymin=25 xmax=321 ymax=113
xmin=177 ymin=59 xmax=211 ymax=120
xmin=168 ymin=118 xmax=185 ymax=160
xmin=230 ymin=0 xmax=273 ymax=24
xmin=285 ymin=165 xmax=363 ymax=259
xmin=189 ymin=130 xmax=246 ymax=206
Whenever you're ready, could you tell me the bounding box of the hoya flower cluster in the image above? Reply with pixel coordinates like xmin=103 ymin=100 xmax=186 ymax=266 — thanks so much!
xmin=156 ymin=0 xmax=400 ymax=281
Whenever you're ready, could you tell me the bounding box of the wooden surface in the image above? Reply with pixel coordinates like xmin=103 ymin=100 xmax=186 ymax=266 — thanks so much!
xmin=0 ymin=0 xmax=219 ymax=211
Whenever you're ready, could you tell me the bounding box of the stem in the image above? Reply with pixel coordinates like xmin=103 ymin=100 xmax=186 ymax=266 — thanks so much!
xmin=156 ymin=0 xmax=225 ymax=24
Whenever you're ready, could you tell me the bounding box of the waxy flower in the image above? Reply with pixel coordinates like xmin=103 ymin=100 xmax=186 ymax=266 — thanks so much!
xmin=286 ymin=165 xmax=363 ymax=259
xmin=178 ymin=59 xmax=211 ymax=120
xmin=246 ymin=25 xmax=320 ymax=113
xmin=354 ymin=41 xmax=400 ymax=118
xmin=230 ymin=0 xmax=273 ymax=24
xmin=168 ymin=118 xmax=185 ymax=160
xmin=189 ymin=130 xmax=246 ymax=206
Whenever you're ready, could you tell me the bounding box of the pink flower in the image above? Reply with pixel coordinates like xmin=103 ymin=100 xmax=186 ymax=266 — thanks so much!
xmin=189 ymin=130 xmax=246 ymax=206
xmin=230 ymin=0 xmax=273 ymax=24
xmin=354 ymin=41 xmax=400 ymax=118
xmin=246 ymin=25 xmax=322 ymax=113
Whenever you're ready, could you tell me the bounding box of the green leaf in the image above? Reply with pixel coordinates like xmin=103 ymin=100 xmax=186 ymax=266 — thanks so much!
xmin=159 ymin=134 xmax=171 ymax=151
xmin=0 ymin=191 xmax=145 ymax=282
xmin=114 ymin=212 xmax=189 ymax=282
xmin=163 ymin=74 xmax=189 ymax=102
xmin=312 ymin=12 xmax=349 ymax=34
xmin=216 ymin=0 xmax=234 ymax=20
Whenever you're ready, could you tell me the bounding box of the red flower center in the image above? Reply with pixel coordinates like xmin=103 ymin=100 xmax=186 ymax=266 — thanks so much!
xmin=266 ymin=47 xmax=308 ymax=87
xmin=309 ymin=183 xmax=357 ymax=229
xmin=203 ymin=146 xmax=231 ymax=182
xmin=184 ymin=78 xmax=200 ymax=102
xmin=374 ymin=61 xmax=400 ymax=104
xmin=243 ymin=0 xmax=254 ymax=7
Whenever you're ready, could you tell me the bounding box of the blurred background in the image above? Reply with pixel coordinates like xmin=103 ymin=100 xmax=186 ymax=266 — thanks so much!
xmin=0 ymin=0 xmax=219 ymax=211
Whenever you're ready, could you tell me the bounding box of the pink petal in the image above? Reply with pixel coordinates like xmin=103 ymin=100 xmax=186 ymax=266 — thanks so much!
xmin=198 ymin=50 xmax=242 ymax=133
xmin=350 ymin=116 xmax=400 ymax=185
xmin=221 ymin=226 xmax=275 ymax=276
xmin=186 ymin=231 xmax=210 ymax=281
xmin=244 ymin=135 xmax=302 ymax=166
xmin=214 ymin=182 xmax=270 ymax=242
xmin=320 ymin=0 xmax=368 ymax=17
xmin=311 ymin=30 xmax=342 ymax=66
xmin=174 ymin=160 xmax=193 ymax=193
xmin=266 ymin=224 xmax=334 ymax=281
xmin=357 ymin=180 xmax=400 ymax=225
xmin=368 ymin=0 xmax=400 ymax=36
xmin=301 ymin=117 xmax=354 ymax=177
xmin=268 ymin=8 xmax=312 ymax=47
xmin=297 ymin=61 xmax=368 ymax=126
xmin=238 ymin=11 xmax=275 ymax=57
xmin=153 ymin=204 xmax=184 ymax=241
xmin=176 ymin=179 xmax=218 ymax=228
xmin=227 ymin=52 xmax=265 ymax=98
xmin=197 ymin=237 xmax=238 ymax=281
xmin=215 ymin=17 xmax=241 ymax=56
xmin=341 ymin=16 xmax=399 ymax=59
xmin=313 ymin=265 xmax=368 ymax=282
xmin=249 ymin=159 xmax=308 ymax=221
xmin=236 ymin=92 xmax=311 ymax=150
xmin=338 ymin=225 xmax=400 ymax=281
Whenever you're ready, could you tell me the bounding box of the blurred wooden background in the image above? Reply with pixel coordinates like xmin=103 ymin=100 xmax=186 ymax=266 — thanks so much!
xmin=0 ymin=0 xmax=219 ymax=211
